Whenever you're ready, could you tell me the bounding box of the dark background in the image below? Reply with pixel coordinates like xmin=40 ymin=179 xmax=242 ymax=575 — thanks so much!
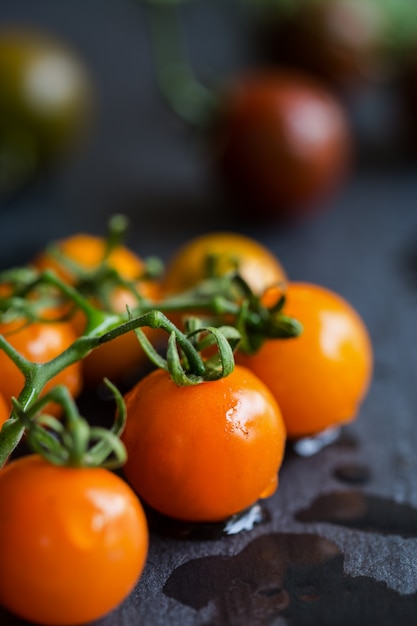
xmin=1 ymin=1 xmax=417 ymax=625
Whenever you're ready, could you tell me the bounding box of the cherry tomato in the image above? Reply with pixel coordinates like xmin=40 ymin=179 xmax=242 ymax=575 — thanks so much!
xmin=210 ymin=70 xmax=352 ymax=220
xmin=162 ymin=231 xmax=287 ymax=296
xmin=236 ymin=282 xmax=373 ymax=439
xmin=258 ymin=0 xmax=389 ymax=88
xmin=81 ymin=279 xmax=161 ymax=386
xmin=34 ymin=232 xmax=145 ymax=284
xmin=34 ymin=233 xmax=161 ymax=385
xmin=0 ymin=26 xmax=93 ymax=196
xmin=256 ymin=0 xmax=417 ymax=89
xmin=121 ymin=365 xmax=286 ymax=522
xmin=0 ymin=318 xmax=82 ymax=413
xmin=0 ymin=454 xmax=148 ymax=625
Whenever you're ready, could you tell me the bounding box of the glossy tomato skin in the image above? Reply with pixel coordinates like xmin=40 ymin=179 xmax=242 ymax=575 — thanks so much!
xmin=34 ymin=233 xmax=161 ymax=385
xmin=211 ymin=71 xmax=352 ymax=220
xmin=122 ymin=365 xmax=286 ymax=522
xmin=162 ymin=231 xmax=287 ymax=296
xmin=0 ymin=455 xmax=148 ymax=625
xmin=0 ymin=318 xmax=82 ymax=412
xmin=236 ymin=282 xmax=373 ymax=439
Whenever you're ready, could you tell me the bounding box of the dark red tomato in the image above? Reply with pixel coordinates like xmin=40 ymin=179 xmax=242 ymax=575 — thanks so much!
xmin=257 ymin=0 xmax=390 ymax=89
xmin=211 ymin=70 xmax=352 ymax=220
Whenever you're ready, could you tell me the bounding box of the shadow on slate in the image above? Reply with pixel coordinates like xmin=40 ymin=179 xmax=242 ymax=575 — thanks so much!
xmin=163 ymin=532 xmax=417 ymax=626
xmin=295 ymin=490 xmax=417 ymax=539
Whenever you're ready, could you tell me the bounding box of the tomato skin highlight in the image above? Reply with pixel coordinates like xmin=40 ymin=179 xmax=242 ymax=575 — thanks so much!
xmin=237 ymin=282 xmax=373 ymax=439
xmin=0 ymin=319 xmax=82 ymax=412
xmin=211 ymin=71 xmax=352 ymax=220
xmin=0 ymin=455 xmax=148 ymax=625
xmin=121 ymin=365 xmax=286 ymax=523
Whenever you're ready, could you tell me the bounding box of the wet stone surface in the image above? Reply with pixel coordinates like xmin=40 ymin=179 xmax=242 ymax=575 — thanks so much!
xmin=1 ymin=1 xmax=417 ymax=625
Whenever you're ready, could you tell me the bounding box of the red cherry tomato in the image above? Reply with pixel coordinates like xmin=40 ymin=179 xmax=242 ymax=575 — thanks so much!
xmin=121 ymin=365 xmax=286 ymax=522
xmin=211 ymin=70 xmax=352 ymax=220
xmin=258 ymin=0 xmax=389 ymax=88
xmin=237 ymin=282 xmax=373 ymax=438
xmin=0 ymin=454 xmax=148 ymax=625
xmin=257 ymin=0 xmax=417 ymax=90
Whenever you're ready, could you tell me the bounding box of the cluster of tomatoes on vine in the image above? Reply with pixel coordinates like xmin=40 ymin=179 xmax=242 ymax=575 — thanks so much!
xmin=0 ymin=215 xmax=373 ymax=625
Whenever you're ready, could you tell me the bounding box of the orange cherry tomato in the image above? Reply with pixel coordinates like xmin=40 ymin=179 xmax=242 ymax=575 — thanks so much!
xmin=211 ymin=70 xmax=352 ymax=220
xmin=81 ymin=279 xmax=161 ymax=386
xmin=34 ymin=233 xmax=161 ymax=385
xmin=162 ymin=231 xmax=287 ymax=296
xmin=34 ymin=232 xmax=145 ymax=284
xmin=237 ymin=282 xmax=373 ymax=439
xmin=0 ymin=318 xmax=82 ymax=413
xmin=121 ymin=365 xmax=286 ymax=522
xmin=0 ymin=454 xmax=148 ymax=625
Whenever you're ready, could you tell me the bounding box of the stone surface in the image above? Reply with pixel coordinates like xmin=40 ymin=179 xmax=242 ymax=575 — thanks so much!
xmin=1 ymin=1 xmax=417 ymax=625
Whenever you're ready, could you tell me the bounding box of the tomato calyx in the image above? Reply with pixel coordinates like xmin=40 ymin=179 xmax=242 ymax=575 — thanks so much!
xmin=12 ymin=380 xmax=127 ymax=468
xmin=157 ymin=271 xmax=303 ymax=353
xmin=133 ymin=310 xmax=240 ymax=385
xmin=36 ymin=214 xmax=162 ymax=318
xmin=0 ymin=216 xmax=302 ymax=467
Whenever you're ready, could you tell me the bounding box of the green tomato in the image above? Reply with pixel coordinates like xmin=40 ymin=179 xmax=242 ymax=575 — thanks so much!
xmin=0 ymin=26 xmax=94 ymax=196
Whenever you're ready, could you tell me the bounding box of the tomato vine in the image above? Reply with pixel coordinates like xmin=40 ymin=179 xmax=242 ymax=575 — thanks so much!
xmin=0 ymin=215 xmax=301 ymax=468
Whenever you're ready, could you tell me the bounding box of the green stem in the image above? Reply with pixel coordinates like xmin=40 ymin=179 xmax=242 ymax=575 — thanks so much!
xmin=141 ymin=0 xmax=217 ymax=127
xmin=41 ymin=270 xmax=110 ymax=332
xmin=97 ymin=309 xmax=206 ymax=377
xmin=0 ymin=307 xmax=206 ymax=467
xmin=11 ymin=381 xmax=127 ymax=469
xmin=0 ymin=418 xmax=26 ymax=468
xmin=104 ymin=214 xmax=130 ymax=258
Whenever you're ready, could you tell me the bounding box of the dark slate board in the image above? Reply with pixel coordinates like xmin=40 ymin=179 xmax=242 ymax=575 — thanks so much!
xmin=1 ymin=1 xmax=417 ymax=625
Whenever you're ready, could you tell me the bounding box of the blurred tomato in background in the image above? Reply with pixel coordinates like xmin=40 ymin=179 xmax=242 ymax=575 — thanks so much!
xmin=209 ymin=69 xmax=352 ymax=221
xmin=250 ymin=0 xmax=417 ymax=90
xmin=245 ymin=0 xmax=417 ymax=164
xmin=0 ymin=25 xmax=95 ymax=200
